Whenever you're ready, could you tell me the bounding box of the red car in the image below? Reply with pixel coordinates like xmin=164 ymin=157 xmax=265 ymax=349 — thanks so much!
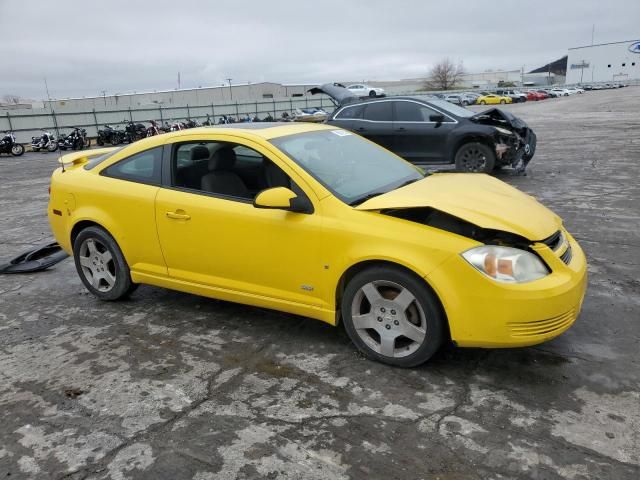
xmin=525 ymin=91 xmax=545 ymax=101
xmin=535 ymin=90 xmax=550 ymax=99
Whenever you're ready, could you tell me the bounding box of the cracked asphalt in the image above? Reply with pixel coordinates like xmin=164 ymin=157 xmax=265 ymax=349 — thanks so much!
xmin=1 ymin=87 xmax=639 ymax=479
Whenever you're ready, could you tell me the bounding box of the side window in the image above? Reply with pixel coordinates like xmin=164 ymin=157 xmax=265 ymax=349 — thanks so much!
xmin=363 ymin=102 xmax=392 ymax=121
xmin=171 ymin=141 xmax=295 ymax=201
xmin=102 ymin=146 xmax=162 ymax=185
xmin=335 ymin=104 xmax=365 ymax=119
xmin=394 ymin=102 xmax=439 ymax=122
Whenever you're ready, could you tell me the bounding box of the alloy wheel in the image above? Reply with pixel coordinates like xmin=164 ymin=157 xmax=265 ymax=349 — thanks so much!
xmin=78 ymin=238 xmax=116 ymax=292
xmin=350 ymin=280 xmax=427 ymax=358
xmin=458 ymin=145 xmax=487 ymax=172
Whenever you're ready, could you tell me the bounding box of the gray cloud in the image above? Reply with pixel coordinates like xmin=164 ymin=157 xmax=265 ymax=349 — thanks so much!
xmin=1 ymin=0 xmax=638 ymax=99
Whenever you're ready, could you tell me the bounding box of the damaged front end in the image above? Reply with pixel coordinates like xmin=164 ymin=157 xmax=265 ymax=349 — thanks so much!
xmin=383 ymin=207 xmax=532 ymax=249
xmin=472 ymin=108 xmax=537 ymax=174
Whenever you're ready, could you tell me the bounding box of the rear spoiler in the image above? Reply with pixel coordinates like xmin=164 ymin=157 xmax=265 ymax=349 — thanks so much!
xmin=58 ymin=147 xmax=117 ymax=166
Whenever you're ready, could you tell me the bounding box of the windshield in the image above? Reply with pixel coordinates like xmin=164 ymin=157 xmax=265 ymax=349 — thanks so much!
xmin=271 ymin=129 xmax=424 ymax=205
xmin=427 ymin=99 xmax=474 ymax=118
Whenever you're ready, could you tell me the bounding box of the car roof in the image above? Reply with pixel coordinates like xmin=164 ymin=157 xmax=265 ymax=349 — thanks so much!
xmin=145 ymin=122 xmax=336 ymax=142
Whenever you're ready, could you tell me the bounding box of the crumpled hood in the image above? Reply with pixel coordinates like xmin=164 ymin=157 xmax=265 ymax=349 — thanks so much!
xmin=470 ymin=108 xmax=528 ymax=131
xmin=355 ymin=173 xmax=561 ymax=240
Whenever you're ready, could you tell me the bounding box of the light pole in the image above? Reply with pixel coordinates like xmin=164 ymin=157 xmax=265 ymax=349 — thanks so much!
xmin=226 ymin=78 xmax=233 ymax=100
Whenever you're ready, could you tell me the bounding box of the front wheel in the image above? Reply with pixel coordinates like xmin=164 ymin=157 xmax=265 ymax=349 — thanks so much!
xmin=47 ymin=142 xmax=58 ymax=152
xmin=500 ymin=99 xmax=506 ymax=104
xmin=342 ymin=266 xmax=444 ymax=367
xmin=369 ymin=90 xmax=377 ymax=97
xmin=73 ymin=226 xmax=138 ymax=301
xmin=97 ymin=137 xmax=104 ymax=146
xmin=454 ymin=142 xmax=495 ymax=173
xmin=479 ymin=100 xmax=486 ymax=105
xmin=11 ymin=144 xmax=24 ymax=156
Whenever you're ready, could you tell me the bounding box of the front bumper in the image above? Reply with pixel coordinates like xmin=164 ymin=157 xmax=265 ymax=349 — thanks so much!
xmin=426 ymin=232 xmax=588 ymax=348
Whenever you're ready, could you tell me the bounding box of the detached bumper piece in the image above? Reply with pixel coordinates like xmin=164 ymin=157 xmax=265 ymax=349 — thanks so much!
xmin=0 ymin=241 xmax=69 ymax=274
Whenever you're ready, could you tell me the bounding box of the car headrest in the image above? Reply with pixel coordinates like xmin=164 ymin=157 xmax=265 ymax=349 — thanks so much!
xmin=209 ymin=147 xmax=237 ymax=171
xmin=191 ymin=145 xmax=210 ymax=161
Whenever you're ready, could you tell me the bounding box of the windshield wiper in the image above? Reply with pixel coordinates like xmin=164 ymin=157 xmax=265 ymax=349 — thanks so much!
xmin=396 ymin=178 xmax=421 ymax=189
xmin=349 ymin=191 xmax=386 ymax=206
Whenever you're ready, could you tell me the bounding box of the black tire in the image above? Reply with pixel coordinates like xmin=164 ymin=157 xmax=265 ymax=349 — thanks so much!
xmin=479 ymin=100 xmax=486 ymax=105
xmin=500 ymin=99 xmax=506 ymax=104
xmin=11 ymin=144 xmax=24 ymax=156
xmin=342 ymin=266 xmax=445 ymax=367
xmin=454 ymin=142 xmax=495 ymax=173
xmin=73 ymin=226 xmax=138 ymax=301
xmin=47 ymin=142 xmax=58 ymax=152
xmin=369 ymin=90 xmax=377 ymax=97
xmin=97 ymin=137 xmax=104 ymax=146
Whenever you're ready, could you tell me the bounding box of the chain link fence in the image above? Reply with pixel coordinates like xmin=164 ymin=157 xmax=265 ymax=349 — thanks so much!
xmin=1 ymin=95 xmax=336 ymax=143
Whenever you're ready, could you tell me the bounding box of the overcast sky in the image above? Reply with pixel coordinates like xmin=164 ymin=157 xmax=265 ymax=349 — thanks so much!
xmin=1 ymin=0 xmax=638 ymax=100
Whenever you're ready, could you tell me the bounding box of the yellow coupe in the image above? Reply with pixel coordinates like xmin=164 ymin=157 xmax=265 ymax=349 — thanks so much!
xmin=477 ymin=94 xmax=513 ymax=105
xmin=48 ymin=123 xmax=587 ymax=367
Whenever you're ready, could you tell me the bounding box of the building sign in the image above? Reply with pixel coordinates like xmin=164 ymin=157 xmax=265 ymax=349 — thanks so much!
xmin=629 ymin=41 xmax=640 ymax=54
xmin=570 ymin=62 xmax=590 ymax=69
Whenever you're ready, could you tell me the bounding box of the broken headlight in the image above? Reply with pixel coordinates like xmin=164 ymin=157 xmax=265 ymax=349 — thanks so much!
xmin=462 ymin=246 xmax=549 ymax=283
xmin=494 ymin=127 xmax=513 ymax=136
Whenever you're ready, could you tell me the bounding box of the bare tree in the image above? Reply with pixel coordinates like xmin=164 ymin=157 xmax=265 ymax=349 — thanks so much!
xmin=425 ymin=59 xmax=465 ymax=90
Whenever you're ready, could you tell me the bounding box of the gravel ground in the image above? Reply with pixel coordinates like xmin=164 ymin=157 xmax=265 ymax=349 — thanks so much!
xmin=0 ymin=87 xmax=639 ymax=479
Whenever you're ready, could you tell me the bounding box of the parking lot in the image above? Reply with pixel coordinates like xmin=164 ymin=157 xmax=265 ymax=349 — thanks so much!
xmin=1 ymin=87 xmax=639 ymax=479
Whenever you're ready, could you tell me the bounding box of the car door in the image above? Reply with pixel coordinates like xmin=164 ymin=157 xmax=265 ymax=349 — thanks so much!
xmin=348 ymin=85 xmax=364 ymax=97
xmin=154 ymin=136 xmax=325 ymax=307
xmin=352 ymin=101 xmax=395 ymax=152
xmin=392 ymin=100 xmax=455 ymax=164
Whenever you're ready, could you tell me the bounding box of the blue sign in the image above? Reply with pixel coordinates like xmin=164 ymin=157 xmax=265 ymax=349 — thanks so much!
xmin=629 ymin=41 xmax=640 ymax=54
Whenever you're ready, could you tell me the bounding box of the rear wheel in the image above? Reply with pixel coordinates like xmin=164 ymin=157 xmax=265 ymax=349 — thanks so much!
xmin=479 ymin=100 xmax=486 ymax=105
xmin=454 ymin=142 xmax=495 ymax=173
xmin=11 ymin=144 xmax=24 ymax=156
xmin=500 ymin=99 xmax=506 ymax=104
xmin=342 ymin=266 xmax=444 ymax=367
xmin=369 ymin=90 xmax=377 ymax=98
xmin=73 ymin=226 xmax=138 ymax=301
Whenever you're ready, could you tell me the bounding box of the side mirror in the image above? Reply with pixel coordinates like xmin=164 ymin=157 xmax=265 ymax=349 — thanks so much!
xmin=429 ymin=114 xmax=445 ymax=125
xmin=253 ymin=187 xmax=313 ymax=214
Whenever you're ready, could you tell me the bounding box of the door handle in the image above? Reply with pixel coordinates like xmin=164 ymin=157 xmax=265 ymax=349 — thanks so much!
xmin=395 ymin=127 xmax=406 ymax=131
xmin=166 ymin=211 xmax=191 ymax=220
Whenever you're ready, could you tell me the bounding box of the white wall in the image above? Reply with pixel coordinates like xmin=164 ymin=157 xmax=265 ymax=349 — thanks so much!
xmin=567 ymin=40 xmax=640 ymax=84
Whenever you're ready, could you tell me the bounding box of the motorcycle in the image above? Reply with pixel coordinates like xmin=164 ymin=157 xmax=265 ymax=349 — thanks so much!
xmin=59 ymin=127 xmax=89 ymax=151
xmin=97 ymin=124 xmax=123 ymax=146
xmin=202 ymin=114 xmax=214 ymax=126
xmin=169 ymin=120 xmax=186 ymax=131
xmin=31 ymin=130 xmax=58 ymax=152
xmin=0 ymin=131 xmax=25 ymax=156
xmin=123 ymin=120 xmax=147 ymax=143
xmin=146 ymin=120 xmax=161 ymax=137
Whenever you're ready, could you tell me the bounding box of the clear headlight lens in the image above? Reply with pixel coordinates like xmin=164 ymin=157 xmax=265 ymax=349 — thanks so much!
xmin=494 ymin=127 xmax=513 ymax=136
xmin=462 ymin=246 xmax=549 ymax=283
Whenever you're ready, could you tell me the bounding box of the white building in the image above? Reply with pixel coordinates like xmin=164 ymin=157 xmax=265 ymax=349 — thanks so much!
xmin=566 ymin=39 xmax=640 ymax=84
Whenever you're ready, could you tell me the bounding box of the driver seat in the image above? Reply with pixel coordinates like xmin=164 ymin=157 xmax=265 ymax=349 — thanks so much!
xmin=200 ymin=147 xmax=249 ymax=198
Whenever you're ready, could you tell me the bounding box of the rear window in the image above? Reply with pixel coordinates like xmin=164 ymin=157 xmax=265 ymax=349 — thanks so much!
xmin=84 ymin=147 xmax=124 ymax=170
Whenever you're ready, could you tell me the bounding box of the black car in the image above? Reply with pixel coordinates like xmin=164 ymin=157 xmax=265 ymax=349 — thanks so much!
xmin=309 ymin=84 xmax=536 ymax=173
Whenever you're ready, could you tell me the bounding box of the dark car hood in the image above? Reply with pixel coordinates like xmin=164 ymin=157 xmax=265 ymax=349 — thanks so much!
xmin=470 ymin=108 xmax=528 ymax=130
xmin=307 ymin=83 xmax=360 ymax=106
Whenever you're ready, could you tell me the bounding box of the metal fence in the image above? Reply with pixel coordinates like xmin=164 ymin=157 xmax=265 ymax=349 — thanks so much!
xmin=1 ymin=96 xmax=336 ymax=143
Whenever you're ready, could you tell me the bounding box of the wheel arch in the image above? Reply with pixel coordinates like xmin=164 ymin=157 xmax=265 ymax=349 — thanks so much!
xmin=451 ymin=132 xmax=495 ymax=157
xmin=70 ymin=219 xmax=111 ymax=247
xmin=334 ymin=259 xmax=450 ymax=340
